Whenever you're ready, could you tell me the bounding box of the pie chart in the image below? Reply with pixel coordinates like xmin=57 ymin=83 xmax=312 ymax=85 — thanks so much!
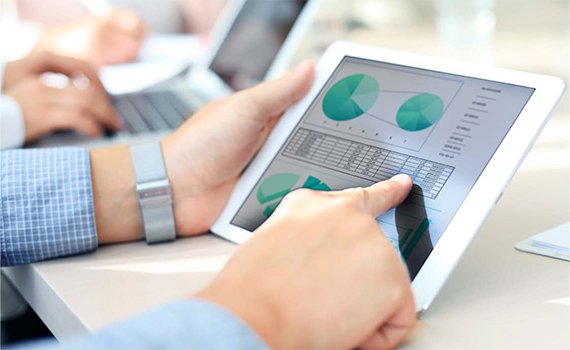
xmin=396 ymin=93 xmax=444 ymax=132
xmin=257 ymin=173 xmax=331 ymax=217
xmin=322 ymin=74 xmax=379 ymax=121
xmin=257 ymin=173 xmax=300 ymax=205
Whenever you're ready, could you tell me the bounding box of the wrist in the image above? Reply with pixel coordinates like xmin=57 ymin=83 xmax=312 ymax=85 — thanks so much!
xmin=161 ymin=136 xmax=214 ymax=236
xmin=195 ymin=276 xmax=297 ymax=350
xmin=90 ymin=145 xmax=143 ymax=244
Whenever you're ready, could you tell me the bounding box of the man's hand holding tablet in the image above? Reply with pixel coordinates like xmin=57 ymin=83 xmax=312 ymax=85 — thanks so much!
xmin=160 ymin=60 xmax=315 ymax=237
xmin=158 ymin=57 xmax=418 ymax=349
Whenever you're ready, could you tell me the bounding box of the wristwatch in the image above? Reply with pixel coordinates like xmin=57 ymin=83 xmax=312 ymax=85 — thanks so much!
xmin=130 ymin=142 xmax=177 ymax=244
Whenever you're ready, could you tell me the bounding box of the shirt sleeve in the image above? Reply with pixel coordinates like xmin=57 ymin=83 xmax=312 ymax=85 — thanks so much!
xmin=1 ymin=95 xmax=26 ymax=150
xmin=0 ymin=148 xmax=98 ymax=266
xmin=8 ymin=300 xmax=270 ymax=350
xmin=1 ymin=61 xmax=5 ymax=92
xmin=1 ymin=61 xmax=26 ymax=150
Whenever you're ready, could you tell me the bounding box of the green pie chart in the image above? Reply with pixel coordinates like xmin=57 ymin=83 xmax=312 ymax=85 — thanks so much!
xmin=257 ymin=173 xmax=331 ymax=217
xmin=322 ymin=74 xmax=379 ymax=121
xmin=396 ymin=93 xmax=444 ymax=132
xmin=257 ymin=173 xmax=299 ymax=205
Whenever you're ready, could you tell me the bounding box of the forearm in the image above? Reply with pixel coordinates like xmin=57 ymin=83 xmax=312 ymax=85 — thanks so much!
xmin=0 ymin=146 xmax=143 ymax=266
xmin=8 ymin=300 xmax=269 ymax=350
xmin=90 ymin=145 xmax=142 ymax=244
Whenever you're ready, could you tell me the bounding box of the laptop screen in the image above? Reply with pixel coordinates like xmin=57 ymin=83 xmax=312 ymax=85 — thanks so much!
xmin=209 ymin=0 xmax=308 ymax=91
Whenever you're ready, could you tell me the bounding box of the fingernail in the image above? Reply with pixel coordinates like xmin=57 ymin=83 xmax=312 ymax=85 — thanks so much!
xmin=295 ymin=60 xmax=312 ymax=73
xmin=390 ymin=174 xmax=411 ymax=184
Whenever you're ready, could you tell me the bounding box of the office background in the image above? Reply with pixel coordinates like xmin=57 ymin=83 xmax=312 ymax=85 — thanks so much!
xmin=1 ymin=0 xmax=568 ymax=348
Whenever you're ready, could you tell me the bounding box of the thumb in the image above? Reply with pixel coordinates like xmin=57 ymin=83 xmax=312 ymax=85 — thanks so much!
xmin=348 ymin=174 xmax=414 ymax=217
xmin=241 ymin=60 xmax=315 ymax=122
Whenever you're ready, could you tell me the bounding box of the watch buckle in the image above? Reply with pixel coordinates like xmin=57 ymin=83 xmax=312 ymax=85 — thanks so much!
xmin=136 ymin=179 xmax=172 ymax=208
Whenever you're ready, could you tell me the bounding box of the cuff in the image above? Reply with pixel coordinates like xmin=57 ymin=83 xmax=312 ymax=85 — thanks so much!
xmin=0 ymin=148 xmax=98 ymax=266
xmin=0 ymin=95 xmax=26 ymax=150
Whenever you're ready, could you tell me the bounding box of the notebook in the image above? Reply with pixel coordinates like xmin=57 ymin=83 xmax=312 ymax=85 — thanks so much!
xmin=515 ymin=222 xmax=570 ymax=261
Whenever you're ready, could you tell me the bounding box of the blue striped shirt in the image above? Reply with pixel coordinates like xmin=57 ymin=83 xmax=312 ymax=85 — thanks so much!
xmin=1 ymin=148 xmax=97 ymax=266
xmin=0 ymin=147 xmax=268 ymax=350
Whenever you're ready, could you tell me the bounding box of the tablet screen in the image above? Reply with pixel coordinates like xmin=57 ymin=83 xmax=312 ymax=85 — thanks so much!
xmin=231 ymin=56 xmax=534 ymax=279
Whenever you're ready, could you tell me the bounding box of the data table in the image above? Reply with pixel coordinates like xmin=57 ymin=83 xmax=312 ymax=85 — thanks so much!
xmin=282 ymin=128 xmax=454 ymax=199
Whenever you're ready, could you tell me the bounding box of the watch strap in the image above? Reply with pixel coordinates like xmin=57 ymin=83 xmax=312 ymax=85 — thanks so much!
xmin=131 ymin=143 xmax=176 ymax=244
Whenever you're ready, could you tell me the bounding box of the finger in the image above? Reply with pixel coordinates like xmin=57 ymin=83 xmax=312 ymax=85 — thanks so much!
xmin=52 ymin=85 xmax=121 ymax=130
xmin=346 ymin=174 xmax=413 ymax=217
xmin=240 ymin=60 xmax=315 ymax=122
xmin=84 ymin=86 xmax=121 ymax=130
xmin=360 ymin=300 xmax=417 ymax=350
xmin=34 ymin=52 xmax=105 ymax=91
xmin=104 ymin=8 xmax=148 ymax=40
xmin=48 ymin=108 xmax=104 ymax=137
xmin=100 ymin=30 xmax=142 ymax=64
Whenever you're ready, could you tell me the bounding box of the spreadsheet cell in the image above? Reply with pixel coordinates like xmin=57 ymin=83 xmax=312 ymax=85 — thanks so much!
xmin=282 ymin=128 xmax=455 ymax=199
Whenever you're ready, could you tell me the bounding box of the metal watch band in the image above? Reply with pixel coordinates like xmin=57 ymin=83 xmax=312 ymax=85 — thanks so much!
xmin=130 ymin=142 xmax=176 ymax=244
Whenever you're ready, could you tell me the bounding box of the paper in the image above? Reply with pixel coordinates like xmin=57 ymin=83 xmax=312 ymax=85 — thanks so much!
xmin=530 ymin=222 xmax=570 ymax=252
xmin=515 ymin=222 xmax=570 ymax=261
xmin=138 ymin=33 xmax=206 ymax=63
xmin=99 ymin=60 xmax=188 ymax=95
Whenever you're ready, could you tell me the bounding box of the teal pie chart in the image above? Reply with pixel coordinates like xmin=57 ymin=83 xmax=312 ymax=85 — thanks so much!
xmin=322 ymin=74 xmax=379 ymax=121
xmin=257 ymin=173 xmax=331 ymax=217
xmin=396 ymin=93 xmax=444 ymax=132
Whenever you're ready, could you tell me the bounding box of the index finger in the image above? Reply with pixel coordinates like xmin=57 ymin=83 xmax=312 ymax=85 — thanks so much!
xmin=347 ymin=174 xmax=413 ymax=217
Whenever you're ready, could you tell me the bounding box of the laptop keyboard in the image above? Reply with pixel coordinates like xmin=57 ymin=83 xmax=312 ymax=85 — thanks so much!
xmin=110 ymin=91 xmax=194 ymax=134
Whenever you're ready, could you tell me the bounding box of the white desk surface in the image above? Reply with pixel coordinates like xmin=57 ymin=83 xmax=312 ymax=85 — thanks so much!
xmin=4 ymin=115 xmax=569 ymax=349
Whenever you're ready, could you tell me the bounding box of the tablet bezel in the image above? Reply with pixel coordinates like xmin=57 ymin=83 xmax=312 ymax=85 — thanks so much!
xmin=211 ymin=41 xmax=566 ymax=312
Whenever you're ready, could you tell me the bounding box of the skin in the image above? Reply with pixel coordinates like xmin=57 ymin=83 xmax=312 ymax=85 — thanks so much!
xmin=89 ymin=61 xmax=417 ymax=349
xmin=197 ymin=176 xmax=416 ymax=350
xmin=3 ymin=52 xmax=121 ymax=141
xmin=32 ymin=8 xmax=148 ymax=68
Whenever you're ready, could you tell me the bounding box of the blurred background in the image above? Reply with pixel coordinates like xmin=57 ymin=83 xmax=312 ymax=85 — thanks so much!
xmin=0 ymin=0 xmax=568 ymax=344
xmin=1 ymin=0 xmax=568 ymax=121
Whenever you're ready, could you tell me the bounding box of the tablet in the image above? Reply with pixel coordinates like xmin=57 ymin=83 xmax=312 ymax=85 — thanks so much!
xmin=211 ymin=41 xmax=565 ymax=312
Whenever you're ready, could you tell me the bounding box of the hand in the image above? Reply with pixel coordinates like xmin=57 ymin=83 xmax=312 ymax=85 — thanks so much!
xmin=197 ymin=175 xmax=417 ymax=350
xmin=89 ymin=62 xmax=313 ymax=244
xmin=4 ymin=52 xmax=121 ymax=142
xmin=162 ymin=61 xmax=315 ymax=236
xmin=33 ymin=8 xmax=147 ymax=68
xmin=3 ymin=51 xmax=104 ymax=92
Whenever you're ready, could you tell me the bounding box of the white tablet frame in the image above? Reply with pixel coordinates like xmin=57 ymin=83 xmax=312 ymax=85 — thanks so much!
xmin=211 ymin=41 xmax=566 ymax=313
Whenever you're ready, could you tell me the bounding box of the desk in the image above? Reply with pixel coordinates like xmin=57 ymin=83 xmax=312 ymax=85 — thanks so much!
xmin=3 ymin=115 xmax=569 ymax=349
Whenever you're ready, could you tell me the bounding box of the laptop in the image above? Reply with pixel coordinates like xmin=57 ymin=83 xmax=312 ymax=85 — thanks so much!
xmin=32 ymin=0 xmax=321 ymax=149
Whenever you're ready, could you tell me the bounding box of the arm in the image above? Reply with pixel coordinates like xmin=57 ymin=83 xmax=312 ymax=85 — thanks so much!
xmin=1 ymin=61 xmax=26 ymax=150
xmin=10 ymin=301 xmax=268 ymax=350
xmin=9 ymin=176 xmax=415 ymax=350
xmin=1 ymin=61 xmax=315 ymax=265
xmin=4 ymin=62 xmax=417 ymax=350
xmin=1 ymin=148 xmax=97 ymax=266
